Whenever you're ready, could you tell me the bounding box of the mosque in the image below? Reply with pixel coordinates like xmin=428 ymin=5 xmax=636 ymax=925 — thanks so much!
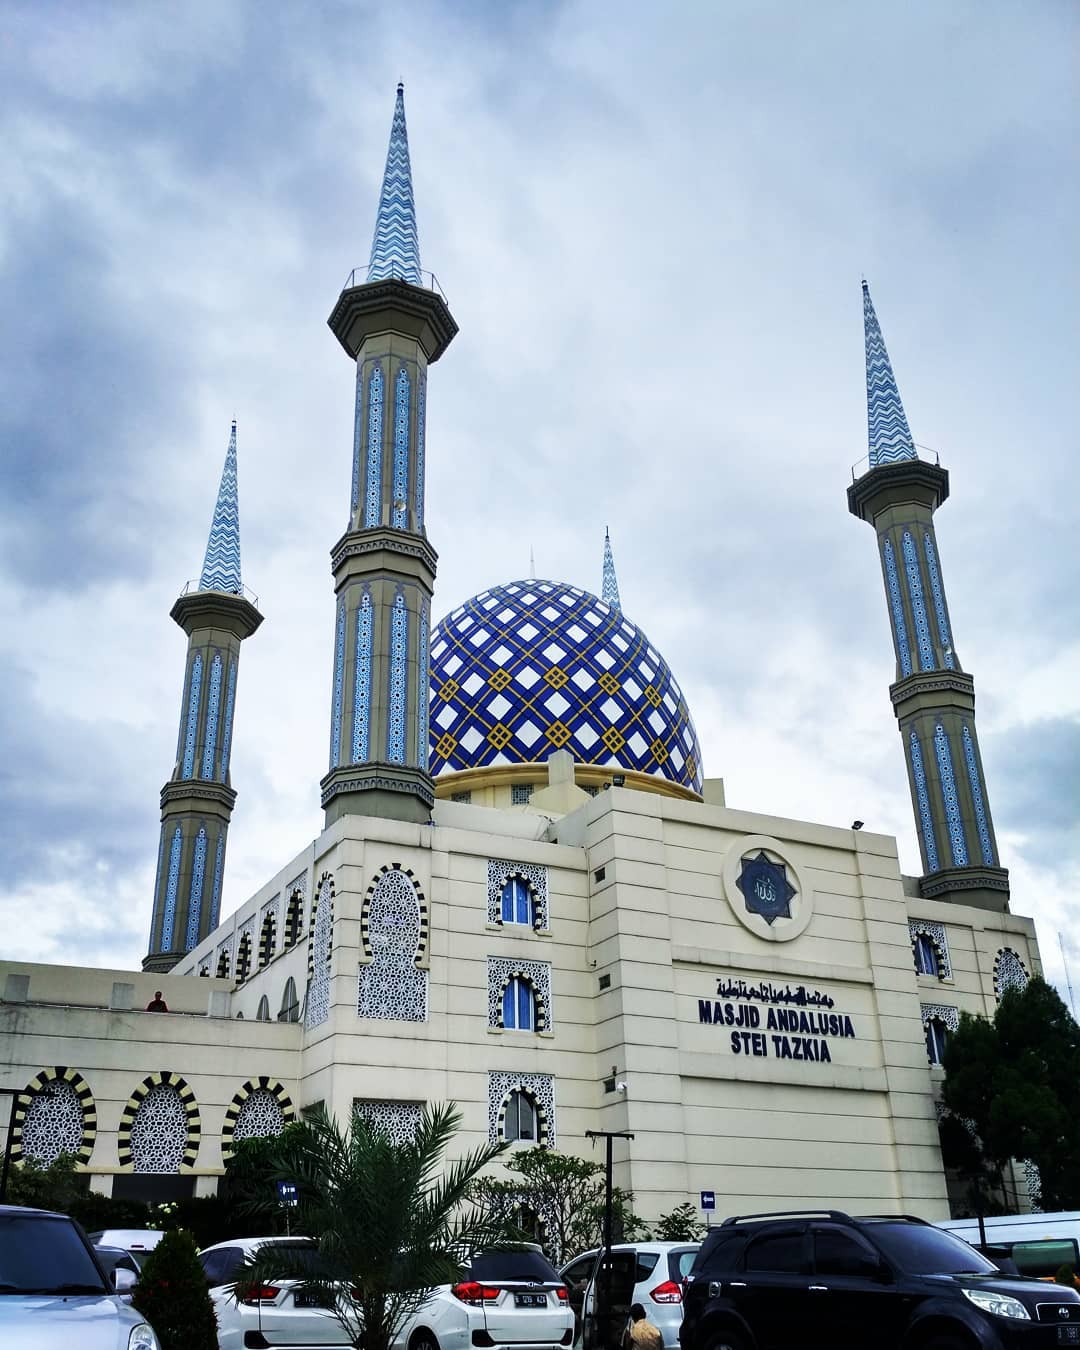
xmin=0 ymin=87 xmax=1042 ymax=1223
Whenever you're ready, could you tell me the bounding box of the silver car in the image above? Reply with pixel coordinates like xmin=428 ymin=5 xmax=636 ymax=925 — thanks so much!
xmin=561 ymin=1241 xmax=700 ymax=1350
xmin=0 ymin=1204 xmax=159 ymax=1350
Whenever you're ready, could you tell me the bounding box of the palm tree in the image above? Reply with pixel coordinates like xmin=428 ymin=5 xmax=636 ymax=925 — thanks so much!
xmin=233 ymin=1101 xmax=516 ymax=1350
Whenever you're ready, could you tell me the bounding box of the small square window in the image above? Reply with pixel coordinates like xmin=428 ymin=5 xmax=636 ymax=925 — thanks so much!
xmin=593 ymin=867 xmax=606 ymax=883
xmin=511 ymin=783 xmax=534 ymax=805
xmin=451 ymin=790 xmax=472 ymax=804
xmin=598 ymin=973 xmax=611 ymax=990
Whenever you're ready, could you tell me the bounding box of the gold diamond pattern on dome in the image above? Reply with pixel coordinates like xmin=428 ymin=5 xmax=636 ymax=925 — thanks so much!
xmin=427 ymin=579 xmax=703 ymax=793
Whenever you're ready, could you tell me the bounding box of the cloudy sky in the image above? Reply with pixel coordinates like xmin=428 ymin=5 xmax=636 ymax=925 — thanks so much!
xmin=2 ymin=1 xmax=1077 ymax=1004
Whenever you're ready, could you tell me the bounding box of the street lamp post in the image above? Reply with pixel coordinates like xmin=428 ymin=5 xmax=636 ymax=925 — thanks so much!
xmin=585 ymin=1128 xmax=634 ymax=1350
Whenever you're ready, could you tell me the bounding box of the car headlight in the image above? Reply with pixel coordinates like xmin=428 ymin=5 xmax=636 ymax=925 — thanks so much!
xmin=962 ymin=1288 xmax=1031 ymax=1320
xmin=129 ymin=1323 xmax=160 ymax=1350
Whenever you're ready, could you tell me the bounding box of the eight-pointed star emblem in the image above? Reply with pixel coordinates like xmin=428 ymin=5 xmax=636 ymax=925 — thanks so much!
xmin=736 ymin=851 xmax=796 ymax=925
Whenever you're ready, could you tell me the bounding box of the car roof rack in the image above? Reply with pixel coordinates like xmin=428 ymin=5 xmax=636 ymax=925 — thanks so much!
xmin=854 ymin=1214 xmax=933 ymax=1226
xmin=720 ymin=1210 xmax=853 ymax=1227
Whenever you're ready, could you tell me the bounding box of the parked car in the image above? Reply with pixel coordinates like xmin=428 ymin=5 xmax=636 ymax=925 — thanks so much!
xmin=679 ymin=1208 xmax=1080 ymax=1350
xmin=0 ymin=1203 xmax=158 ymax=1350
xmin=198 ymin=1235 xmax=355 ymax=1349
xmin=88 ymin=1228 xmax=164 ymax=1265
xmin=561 ymin=1241 xmax=700 ymax=1348
xmin=394 ymin=1245 xmax=574 ymax=1350
xmin=92 ymin=1244 xmax=142 ymax=1302
xmin=977 ymin=1238 xmax=1080 ymax=1286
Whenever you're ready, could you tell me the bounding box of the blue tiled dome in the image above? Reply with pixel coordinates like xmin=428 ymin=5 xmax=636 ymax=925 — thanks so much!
xmin=429 ymin=580 xmax=703 ymax=794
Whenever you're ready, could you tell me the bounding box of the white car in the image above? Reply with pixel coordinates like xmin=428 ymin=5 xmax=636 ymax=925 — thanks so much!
xmin=198 ymin=1235 xmax=355 ymax=1349
xmin=395 ymin=1247 xmax=574 ymax=1350
xmin=560 ymin=1241 xmax=700 ymax=1349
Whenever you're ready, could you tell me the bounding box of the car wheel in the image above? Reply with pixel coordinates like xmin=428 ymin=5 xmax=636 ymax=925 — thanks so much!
xmin=410 ymin=1331 xmax=440 ymax=1350
xmin=705 ymin=1333 xmax=750 ymax=1350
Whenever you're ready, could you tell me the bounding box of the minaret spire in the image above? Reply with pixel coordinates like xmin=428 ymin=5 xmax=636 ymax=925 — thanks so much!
xmin=849 ymin=282 xmax=1008 ymax=914
xmin=144 ymin=421 xmax=263 ymax=973
xmin=863 ymin=280 xmax=917 ymax=467
xmin=367 ymin=83 xmax=421 ymax=285
xmin=198 ymin=420 xmax=242 ymax=593
xmin=322 ymin=86 xmax=457 ymax=825
xmin=602 ymin=526 xmax=621 ymax=611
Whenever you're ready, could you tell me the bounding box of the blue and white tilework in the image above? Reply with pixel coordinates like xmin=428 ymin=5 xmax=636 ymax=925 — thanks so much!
xmin=602 ymin=528 xmax=621 ymax=611
xmin=414 ymin=374 xmax=426 ymax=531
xmin=199 ymin=422 xmax=243 ymax=594
xmin=429 ymin=580 xmax=702 ymax=793
xmin=350 ymin=357 xmax=365 ymax=518
xmin=391 ymin=366 xmax=410 ymax=529
xmin=961 ymin=725 xmax=994 ymax=865
xmin=909 ymin=730 xmax=939 ymax=872
xmin=934 ymin=724 xmax=968 ymax=866
xmin=352 ymin=591 xmax=373 ymax=763
xmin=882 ymin=540 xmax=913 ymax=678
xmin=863 ymin=281 xmax=917 ymax=467
xmin=220 ymin=661 xmax=237 ymax=780
xmin=181 ymin=654 xmax=203 ymax=779
xmin=923 ymin=533 xmax=957 ymax=670
xmin=209 ymin=832 xmax=225 ymax=932
xmin=364 ymin=365 xmax=384 ymax=529
xmin=367 ymin=85 xmax=421 ymax=285
xmin=185 ymin=827 xmax=208 ymax=951
xmin=417 ymin=600 xmax=429 ymax=772
xmin=161 ymin=826 xmax=183 ymax=951
xmin=330 ymin=600 xmax=346 ymax=769
xmin=901 ymin=531 xmax=935 ymax=672
xmin=387 ymin=591 xmax=409 ymax=763
xmin=202 ymin=654 xmax=223 ymax=779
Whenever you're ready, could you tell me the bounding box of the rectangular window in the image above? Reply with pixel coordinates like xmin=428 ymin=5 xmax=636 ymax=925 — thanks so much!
xmin=451 ymin=790 xmax=472 ymax=804
xmin=511 ymin=783 xmax=534 ymax=805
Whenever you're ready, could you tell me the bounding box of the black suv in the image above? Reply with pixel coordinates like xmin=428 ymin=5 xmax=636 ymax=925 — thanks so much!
xmin=679 ymin=1210 xmax=1080 ymax=1349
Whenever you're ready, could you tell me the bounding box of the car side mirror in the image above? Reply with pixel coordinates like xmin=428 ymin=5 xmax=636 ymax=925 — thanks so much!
xmin=113 ymin=1267 xmax=137 ymax=1293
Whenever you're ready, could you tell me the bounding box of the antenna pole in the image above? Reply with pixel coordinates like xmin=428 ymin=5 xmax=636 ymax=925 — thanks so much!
xmin=1059 ymin=931 xmax=1077 ymax=1017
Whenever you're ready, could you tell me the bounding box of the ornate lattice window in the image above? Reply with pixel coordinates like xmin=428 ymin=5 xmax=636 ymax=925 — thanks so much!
xmin=118 ymin=1072 xmax=200 ymax=1173
xmin=13 ymin=1069 xmax=96 ymax=1166
xmin=259 ymin=907 xmax=277 ymax=968
xmin=305 ymin=873 xmax=335 ymax=1029
xmin=488 ymin=957 xmax=551 ymax=1031
xmin=511 ymin=783 xmax=534 ymax=806
xmin=235 ymin=931 xmax=253 ymax=984
xmin=221 ymin=1078 xmax=294 ymax=1158
xmin=451 ymin=790 xmax=472 ymax=804
xmin=284 ymin=886 xmax=304 ymax=947
xmin=994 ymin=948 xmax=1029 ymax=1000
xmin=354 ymin=1100 xmax=422 ymax=1146
xmin=487 ymin=859 xmax=548 ymax=930
xmin=909 ymin=920 xmax=951 ymax=980
xmin=921 ymin=1004 xmax=959 ymax=1067
xmin=358 ymin=865 xmax=428 ymax=1022
xmin=488 ymin=1071 xmax=554 ymax=1146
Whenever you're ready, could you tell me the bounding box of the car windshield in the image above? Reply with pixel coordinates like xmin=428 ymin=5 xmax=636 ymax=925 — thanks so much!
xmin=864 ymin=1222 xmax=998 ymax=1275
xmin=0 ymin=1212 xmax=108 ymax=1295
xmin=468 ymin=1251 xmax=561 ymax=1283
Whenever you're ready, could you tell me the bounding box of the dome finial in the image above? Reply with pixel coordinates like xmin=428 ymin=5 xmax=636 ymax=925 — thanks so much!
xmin=602 ymin=526 xmax=621 ymax=611
xmin=530 ymin=545 xmax=536 ymax=581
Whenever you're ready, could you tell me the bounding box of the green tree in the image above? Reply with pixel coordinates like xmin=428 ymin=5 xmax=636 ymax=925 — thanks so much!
xmin=235 ymin=1102 xmax=518 ymax=1350
xmin=477 ymin=1147 xmax=647 ymax=1264
xmin=4 ymin=1152 xmax=85 ymax=1212
xmin=942 ymin=977 xmax=1080 ymax=1211
xmin=652 ymin=1202 xmax=705 ymax=1242
xmin=131 ymin=1228 xmax=218 ymax=1350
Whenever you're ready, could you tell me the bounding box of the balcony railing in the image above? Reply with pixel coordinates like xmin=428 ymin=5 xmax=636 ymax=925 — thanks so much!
xmin=340 ymin=265 xmax=448 ymax=304
xmin=850 ymin=443 xmax=941 ymax=482
xmin=179 ymin=579 xmax=260 ymax=607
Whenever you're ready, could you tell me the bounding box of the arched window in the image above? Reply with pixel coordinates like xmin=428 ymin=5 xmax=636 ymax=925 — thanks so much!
xmin=513 ymin=1204 xmax=544 ymax=1244
xmin=501 ymin=877 xmax=533 ymax=926
xmin=284 ymin=889 xmax=303 ymax=947
xmin=256 ymin=995 xmax=271 ymax=1021
xmin=259 ymin=911 xmax=277 ymax=968
xmin=925 ymin=1018 xmax=949 ymax=1066
xmin=913 ymin=934 xmax=939 ymax=977
xmin=504 ymin=1090 xmax=539 ymax=1143
xmin=235 ymin=933 xmax=252 ymax=984
xmin=278 ymin=977 xmax=300 ymax=1023
xmin=502 ymin=976 xmax=537 ymax=1031
xmin=215 ymin=949 xmax=231 ymax=980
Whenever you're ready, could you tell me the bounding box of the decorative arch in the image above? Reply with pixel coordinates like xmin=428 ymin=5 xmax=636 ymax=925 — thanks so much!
xmin=488 ymin=957 xmax=551 ymax=1031
xmin=357 ymin=864 xmax=428 ymax=1022
xmin=235 ymin=931 xmax=253 ymax=983
xmin=259 ymin=909 xmax=277 ymax=968
xmin=305 ymin=872 xmax=336 ymax=1029
xmin=117 ymin=1071 xmax=200 ymax=1171
xmin=11 ymin=1067 xmax=96 ymax=1166
xmin=256 ymin=995 xmax=271 ymax=1021
xmin=994 ymin=948 xmax=1030 ymax=1000
xmin=284 ymin=888 xmax=304 ymax=947
xmin=492 ymin=1081 xmax=550 ymax=1147
xmin=909 ymin=920 xmax=951 ymax=980
xmin=215 ymin=946 xmax=231 ymax=980
xmin=360 ymin=864 xmax=428 ymax=962
xmin=487 ymin=859 xmax=548 ymax=930
xmin=220 ymin=1077 xmax=295 ymax=1158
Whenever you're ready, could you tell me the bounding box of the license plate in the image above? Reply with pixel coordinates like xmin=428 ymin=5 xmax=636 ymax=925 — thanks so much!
xmin=1058 ymin=1329 xmax=1080 ymax=1345
xmin=293 ymin=1290 xmax=333 ymax=1308
xmin=515 ymin=1293 xmax=547 ymax=1307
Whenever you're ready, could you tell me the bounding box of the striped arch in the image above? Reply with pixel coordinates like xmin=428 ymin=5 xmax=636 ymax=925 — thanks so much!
xmin=994 ymin=947 xmax=1030 ymax=1000
xmin=496 ymin=968 xmax=548 ymax=1031
xmin=117 ymin=1071 xmax=200 ymax=1170
xmin=495 ymin=1084 xmax=550 ymax=1147
xmin=220 ymin=1077 xmax=296 ymax=1159
xmin=361 ymin=864 xmax=428 ymax=962
xmin=215 ymin=947 xmax=231 ymax=980
xmin=284 ymin=888 xmax=304 ymax=947
xmin=307 ymin=872 xmax=336 ymax=982
xmin=11 ymin=1067 xmax=97 ymax=1166
xmin=259 ymin=910 xmax=277 ymax=968
xmin=235 ymin=931 xmax=253 ymax=983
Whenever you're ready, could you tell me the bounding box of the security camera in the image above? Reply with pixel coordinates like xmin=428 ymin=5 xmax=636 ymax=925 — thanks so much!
xmin=616 ymin=1080 xmax=628 ymax=1092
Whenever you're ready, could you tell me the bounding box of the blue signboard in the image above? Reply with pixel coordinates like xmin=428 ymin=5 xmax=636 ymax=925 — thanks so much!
xmin=700 ymin=1190 xmax=716 ymax=1211
xmin=277 ymin=1180 xmax=298 ymax=1207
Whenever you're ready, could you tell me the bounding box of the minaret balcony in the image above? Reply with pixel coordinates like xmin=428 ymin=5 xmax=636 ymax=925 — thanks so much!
xmin=328 ymin=272 xmax=458 ymax=363
xmin=171 ymin=583 xmax=263 ymax=640
xmin=847 ymin=450 xmax=950 ymax=522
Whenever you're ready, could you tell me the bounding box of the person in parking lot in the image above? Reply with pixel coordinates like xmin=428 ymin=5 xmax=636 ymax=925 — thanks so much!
xmin=623 ymin=1301 xmax=663 ymax=1350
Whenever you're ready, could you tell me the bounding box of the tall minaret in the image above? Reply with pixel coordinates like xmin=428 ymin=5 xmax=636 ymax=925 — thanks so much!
xmin=320 ymin=85 xmax=457 ymax=825
xmin=602 ymin=526 xmax=622 ymax=610
xmin=144 ymin=422 xmax=263 ymax=972
xmin=848 ymin=282 xmax=1008 ymax=912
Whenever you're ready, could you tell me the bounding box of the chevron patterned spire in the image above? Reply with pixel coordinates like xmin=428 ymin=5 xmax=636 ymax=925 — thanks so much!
xmin=198 ymin=421 xmax=242 ymax=594
xmin=367 ymin=84 xmax=421 ymax=285
xmin=863 ymin=281 xmax=917 ymax=467
xmin=602 ymin=527 xmax=621 ymax=611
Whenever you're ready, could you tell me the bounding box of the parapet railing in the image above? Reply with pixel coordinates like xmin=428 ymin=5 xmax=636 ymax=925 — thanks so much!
xmin=850 ymin=443 xmax=941 ymax=482
xmin=340 ymin=265 xmax=448 ymax=304
xmin=179 ymin=579 xmax=261 ymax=607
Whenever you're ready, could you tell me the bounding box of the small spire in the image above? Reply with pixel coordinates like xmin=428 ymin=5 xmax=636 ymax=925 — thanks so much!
xmin=367 ymin=84 xmax=421 ymax=285
xmin=863 ymin=281 xmax=917 ymax=467
xmin=529 ymin=545 xmax=536 ymax=581
xmin=602 ymin=526 xmax=621 ymax=611
xmin=199 ymin=421 xmax=242 ymax=594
